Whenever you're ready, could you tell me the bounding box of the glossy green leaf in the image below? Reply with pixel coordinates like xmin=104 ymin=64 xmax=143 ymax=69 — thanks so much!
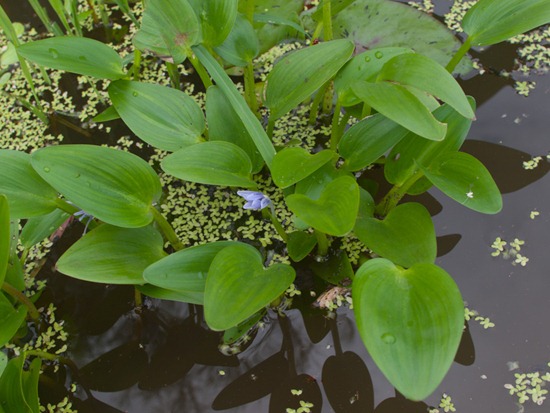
xmin=0 ymin=150 xmax=58 ymax=218
xmin=385 ymin=99 xmax=475 ymax=186
xmin=353 ymin=81 xmax=447 ymax=141
xmin=378 ymin=53 xmax=474 ymax=119
xmin=354 ymin=203 xmax=436 ymax=268
xmin=214 ymin=14 xmax=259 ymax=67
xmin=56 ymin=224 xmax=167 ymax=285
xmin=205 ymin=86 xmax=263 ymax=173
xmin=223 ymin=311 xmax=264 ymax=345
xmin=0 ymin=352 xmax=6 ymax=377
xmin=254 ymin=13 xmax=306 ymax=35
xmin=353 ymin=258 xmax=464 ymax=400
xmin=287 ymin=231 xmax=317 ymax=262
xmin=21 ymin=358 xmax=40 ymax=413
xmin=190 ymin=0 xmax=238 ymax=47
xmin=265 ymin=39 xmax=354 ymax=119
xmin=0 ymin=356 xmax=32 ymax=413
xmin=0 ymin=5 xmax=19 ymax=45
xmin=133 ymin=11 xmax=170 ymax=59
xmin=92 ymin=105 xmax=120 ymax=123
xmin=272 ymin=148 xmax=335 ymax=188
xmin=109 ymin=80 xmax=205 ymax=152
xmin=463 ymin=0 xmax=550 ymax=46
xmin=193 ymin=45 xmax=276 ymax=166
xmin=334 ymin=47 xmax=414 ymax=107
xmin=421 ymin=152 xmax=502 ymax=214
xmin=319 ymin=0 xmax=472 ymax=74
xmin=142 ymin=0 xmax=200 ymax=63
xmin=20 ymin=209 xmax=70 ymax=249
xmin=17 ymin=36 xmax=125 ymax=80
xmin=294 ymin=162 xmax=350 ymax=200
xmin=143 ymin=241 xmax=240 ymax=305
xmin=31 ymin=145 xmax=162 ymax=228
xmin=286 ymin=175 xmax=360 ymax=236
xmin=0 ymin=293 xmax=27 ymax=348
xmin=136 ymin=284 xmax=203 ymax=304
xmin=161 ymin=141 xmax=256 ymax=188
xmin=205 ymin=243 xmax=295 ymax=330
xmin=0 ymin=195 xmax=8 ymax=284
xmin=339 ymin=114 xmax=408 ymax=171
xmin=311 ymin=249 xmax=353 ymax=284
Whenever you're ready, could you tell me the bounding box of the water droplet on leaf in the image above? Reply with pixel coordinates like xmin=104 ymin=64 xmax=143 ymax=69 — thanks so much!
xmin=364 ymin=56 xmax=371 ymax=62
xmin=375 ymin=51 xmax=383 ymax=59
xmin=381 ymin=333 xmax=396 ymax=344
xmin=132 ymin=91 xmax=138 ymax=97
xmin=48 ymin=48 xmax=59 ymax=59
xmin=43 ymin=167 xmax=50 ymax=173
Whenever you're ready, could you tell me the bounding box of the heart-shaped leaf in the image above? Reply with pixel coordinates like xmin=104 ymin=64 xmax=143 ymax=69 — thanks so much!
xmin=265 ymin=39 xmax=354 ymax=119
xmin=287 ymin=230 xmax=317 ymax=262
xmin=214 ymin=14 xmax=260 ymax=67
xmin=204 ymin=243 xmax=295 ymax=331
xmin=385 ymin=99 xmax=475 ymax=186
xmin=353 ymin=258 xmax=464 ymax=401
xmin=31 ymin=145 xmax=162 ymax=228
xmin=353 ymin=81 xmax=447 ymax=141
xmin=109 ymin=80 xmax=205 ymax=152
xmin=334 ymin=47 xmax=414 ymax=107
xmin=16 ymin=36 xmax=125 ymax=79
xmin=462 ymin=0 xmax=550 ymax=46
xmin=190 ymin=0 xmax=238 ymax=47
xmin=421 ymin=152 xmax=502 ymax=214
xmin=161 ymin=141 xmax=256 ymax=188
xmin=286 ymin=176 xmax=360 ymax=236
xmin=339 ymin=113 xmax=408 ymax=172
xmin=0 ymin=150 xmax=58 ymax=218
xmin=354 ymin=203 xmax=436 ymax=268
xmin=0 ymin=195 xmax=9 ymax=284
xmin=205 ymin=86 xmax=263 ymax=173
xmin=377 ymin=53 xmax=475 ymax=119
xmin=141 ymin=0 xmax=200 ymax=63
xmin=143 ymin=241 xmax=240 ymax=305
xmin=56 ymin=224 xmax=167 ymax=285
xmin=272 ymin=148 xmax=335 ymax=188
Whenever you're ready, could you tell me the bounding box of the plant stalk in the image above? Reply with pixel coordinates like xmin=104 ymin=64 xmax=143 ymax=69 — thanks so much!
xmin=243 ymin=0 xmax=255 ymax=23
xmin=2 ymin=282 xmax=41 ymax=321
xmin=376 ymin=170 xmax=424 ymax=216
xmin=244 ymin=62 xmax=258 ymax=116
xmin=151 ymin=207 xmax=184 ymax=251
xmin=315 ymin=230 xmax=329 ymax=257
xmin=322 ymin=0 xmax=333 ymax=41
xmin=267 ymin=205 xmax=288 ymax=242
xmin=187 ymin=51 xmax=213 ymax=89
xmin=446 ymin=37 xmax=471 ymax=74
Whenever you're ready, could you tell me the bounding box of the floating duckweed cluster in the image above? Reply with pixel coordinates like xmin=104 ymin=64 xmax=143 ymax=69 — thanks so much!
xmin=522 ymin=155 xmax=544 ymax=170
xmin=286 ymin=399 xmax=315 ymax=413
xmin=465 ymin=306 xmax=495 ymax=329
xmin=504 ymin=363 xmax=550 ymax=406
xmin=40 ymin=397 xmax=77 ymax=413
xmin=408 ymin=0 xmax=435 ymax=14
xmin=490 ymin=237 xmax=530 ymax=267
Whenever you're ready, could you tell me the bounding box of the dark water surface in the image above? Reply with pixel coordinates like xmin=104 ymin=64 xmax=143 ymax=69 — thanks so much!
xmin=5 ymin=1 xmax=548 ymax=412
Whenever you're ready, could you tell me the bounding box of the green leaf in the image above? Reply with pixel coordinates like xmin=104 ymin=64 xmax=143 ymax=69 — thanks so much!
xmin=133 ymin=11 xmax=170 ymax=59
xmin=0 ymin=356 xmax=32 ymax=413
xmin=21 ymin=358 xmax=40 ymax=413
xmin=0 ymin=5 xmax=19 ymax=45
xmin=254 ymin=13 xmax=306 ymax=35
xmin=161 ymin=141 xmax=256 ymax=188
xmin=205 ymin=243 xmax=295 ymax=331
xmin=310 ymin=249 xmax=353 ymax=284
xmin=16 ymin=36 xmax=125 ymax=80
xmin=271 ymin=148 xmax=335 ymax=188
xmin=287 ymin=231 xmax=317 ymax=262
xmin=385 ymin=99 xmax=476 ymax=186
xmin=421 ymin=152 xmax=502 ymax=214
xmin=214 ymin=14 xmax=259 ymax=67
xmin=0 ymin=195 xmax=9 ymax=284
xmin=92 ymin=105 xmax=120 ymax=123
xmin=31 ymin=145 xmax=162 ymax=228
xmin=294 ymin=162 xmax=349 ymax=200
xmin=205 ymin=86 xmax=263 ymax=173
xmin=463 ymin=0 xmax=550 ymax=46
xmin=190 ymin=0 xmax=238 ymax=47
xmin=354 ymin=203 xmax=436 ymax=268
xmin=193 ymin=45 xmax=276 ymax=167
xmin=353 ymin=81 xmax=447 ymax=141
xmin=339 ymin=114 xmax=408 ymax=172
xmin=0 ymin=352 xmax=6 ymax=377
xmin=223 ymin=311 xmax=264 ymax=345
xmin=142 ymin=0 xmax=200 ymax=63
xmin=286 ymin=175 xmax=360 ymax=236
xmin=0 ymin=293 xmax=28 ymax=348
xmin=265 ymin=39 xmax=354 ymax=119
xmin=0 ymin=150 xmax=58 ymax=218
xmin=334 ymin=47 xmax=414 ymax=107
xmin=353 ymin=258 xmax=464 ymax=400
xmin=20 ymin=209 xmax=69 ymax=249
xmin=143 ymin=241 xmax=240 ymax=305
xmin=377 ymin=53 xmax=475 ymax=119
xmin=56 ymin=224 xmax=167 ymax=285
xmin=108 ymin=80 xmax=205 ymax=152
xmin=320 ymin=0 xmax=472 ymax=75
xmin=136 ymin=284 xmax=203 ymax=304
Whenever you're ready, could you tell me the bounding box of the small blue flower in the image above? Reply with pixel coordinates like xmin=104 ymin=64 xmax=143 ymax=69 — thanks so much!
xmin=237 ymin=190 xmax=271 ymax=210
xmin=73 ymin=209 xmax=94 ymax=234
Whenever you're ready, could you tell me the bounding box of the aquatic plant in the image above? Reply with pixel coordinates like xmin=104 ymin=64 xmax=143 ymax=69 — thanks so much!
xmin=0 ymin=0 xmax=548 ymax=409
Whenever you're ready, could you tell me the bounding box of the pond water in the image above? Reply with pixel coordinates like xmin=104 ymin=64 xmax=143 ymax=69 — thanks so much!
xmin=3 ymin=1 xmax=549 ymax=412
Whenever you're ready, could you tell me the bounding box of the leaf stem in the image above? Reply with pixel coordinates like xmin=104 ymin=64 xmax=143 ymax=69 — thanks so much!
xmin=446 ymin=37 xmax=471 ymax=74
xmin=2 ymin=282 xmax=40 ymax=321
xmin=24 ymin=349 xmax=79 ymax=376
xmin=322 ymin=0 xmax=333 ymax=41
xmin=133 ymin=49 xmax=142 ymax=81
xmin=329 ymin=101 xmax=342 ymax=150
xmin=151 ymin=207 xmax=184 ymax=251
xmin=308 ymin=81 xmax=330 ymax=125
xmin=243 ymin=0 xmax=255 ymax=22
xmin=315 ymin=230 xmax=329 ymax=257
xmin=187 ymin=51 xmax=213 ymax=89
xmin=244 ymin=62 xmax=258 ymax=116
xmin=267 ymin=205 xmax=288 ymax=242
xmin=375 ymin=170 xmax=424 ymax=217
